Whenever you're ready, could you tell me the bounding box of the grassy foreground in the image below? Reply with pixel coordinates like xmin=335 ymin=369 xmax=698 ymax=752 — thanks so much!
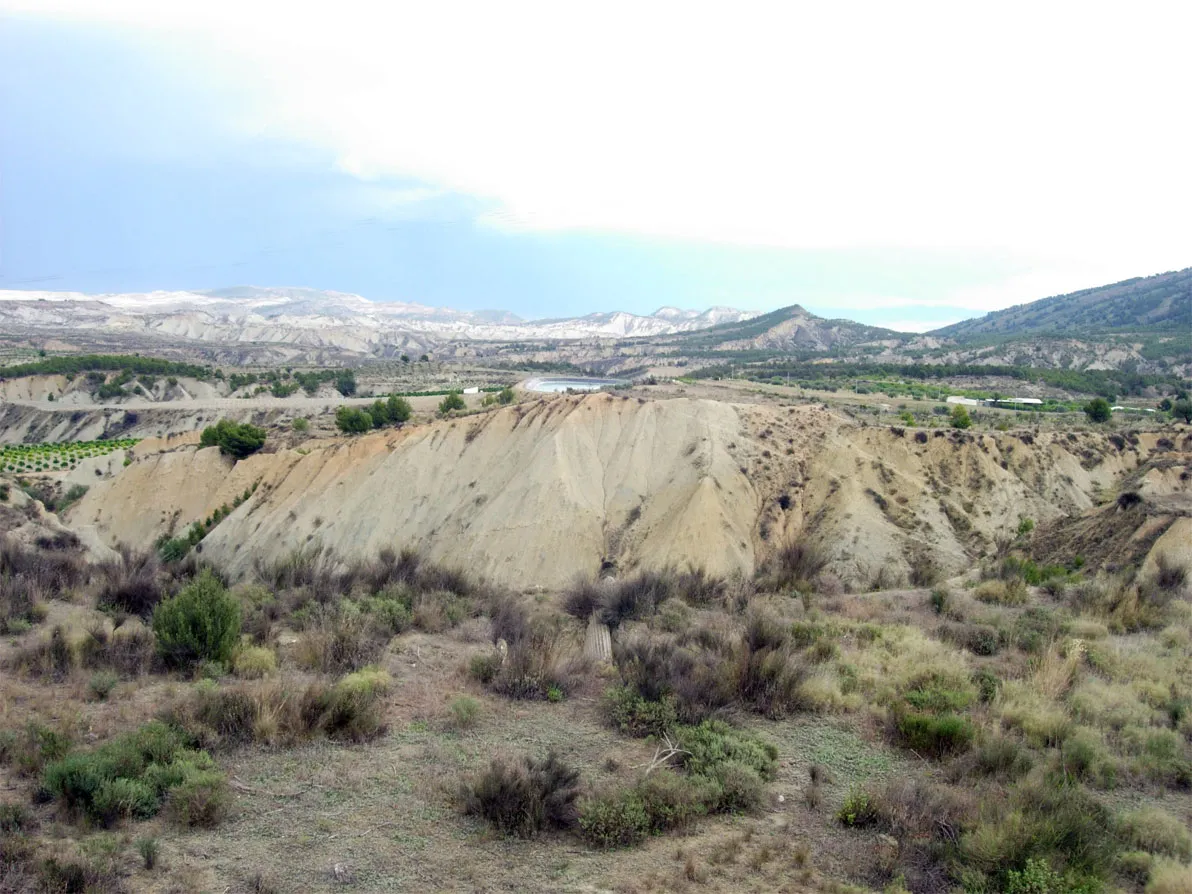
xmin=0 ymin=531 xmax=1189 ymax=893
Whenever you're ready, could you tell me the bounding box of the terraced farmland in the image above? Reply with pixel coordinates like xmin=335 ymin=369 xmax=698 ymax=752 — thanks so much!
xmin=0 ymin=438 xmax=137 ymax=473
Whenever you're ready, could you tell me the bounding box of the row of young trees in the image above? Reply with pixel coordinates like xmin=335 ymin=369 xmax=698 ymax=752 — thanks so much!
xmin=333 ymin=387 xmax=514 ymax=433
xmin=335 ymin=395 xmax=414 ymax=434
xmin=199 ymin=385 xmax=518 ymax=448
xmin=947 ymin=396 xmax=1192 ymax=429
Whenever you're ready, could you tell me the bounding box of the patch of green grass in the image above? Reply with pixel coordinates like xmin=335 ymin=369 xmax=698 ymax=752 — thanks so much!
xmin=800 ymin=724 xmax=898 ymax=780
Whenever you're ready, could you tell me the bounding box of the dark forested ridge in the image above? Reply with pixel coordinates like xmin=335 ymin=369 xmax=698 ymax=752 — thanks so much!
xmin=933 ymin=268 xmax=1192 ymax=339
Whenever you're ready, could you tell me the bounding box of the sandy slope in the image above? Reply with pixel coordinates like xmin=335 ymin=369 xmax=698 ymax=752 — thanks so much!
xmin=71 ymin=394 xmax=758 ymax=588
xmin=66 ymin=394 xmax=1192 ymax=589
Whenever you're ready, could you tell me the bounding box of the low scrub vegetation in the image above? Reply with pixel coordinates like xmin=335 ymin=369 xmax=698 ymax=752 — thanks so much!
xmin=42 ymin=721 xmax=227 ymax=828
xmin=155 ymin=482 xmax=258 ymax=562
xmin=169 ymin=669 xmax=391 ymax=749
xmin=460 ymin=751 xmax=580 ymax=838
xmin=1 ymin=537 xmax=86 ymax=634
xmin=0 ymin=514 xmax=1188 ymax=893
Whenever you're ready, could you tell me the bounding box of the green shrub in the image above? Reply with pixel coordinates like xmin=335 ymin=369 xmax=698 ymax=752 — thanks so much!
xmin=157 ymin=537 xmax=190 ymax=563
xmin=973 ymin=668 xmax=1002 ymax=703
xmin=1012 ymin=607 xmax=1064 ymax=653
xmin=786 ymin=624 xmax=824 ymax=653
xmin=837 ymin=785 xmax=880 ymax=827
xmin=438 ymin=392 xmax=466 ymax=415
xmin=899 ymin=710 xmax=974 ymax=757
xmin=903 ymin=672 xmax=976 ymax=713
xmin=963 ymin=781 xmax=1116 ymax=887
xmin=1132 ymin=728 xmax=1190 ymax=786
xmin=675 ymin=720 xmax=777 ymax=783
xmin=88 ymin=671 xmax=119 ymax=701
xmin=894 ymin=697 xmax=975 ymax=758
xmin=1004 ymin=857 xmax=1066 ymax=894
xmin=460 ymin=751 xmax=580 ymax=838
xmin=334 ymin=406 xmax=373 ymax=434
xmin=0 ymin=721 xmax=73 ymax=777
xmin=1059 ymin=730 xmax=1116 ymax=787
xmin=92 ymin=776 xmax=158 ymax=821
xmin=367 ymin=398 xmax=414 ymax=429
xmin=199 ymin=420 xmax=266 ymax=459
xmin=602 ymin=686 xmax=678 ymax=738
xmin=384 ymin=395 xmax=412 ymax=424
xmin=1083 ymin=399 xmax=1111 ymax=424
xmin=633 ymin=770 xmax=711 ymax=832
xmin=669 ymin=720 xmax=776 ymax=814
xmin=42 ymin=721 xmax=222 ymax=826
xmin=579 ymin=790 xmax=650 ymax=848
xmin=307 ymin=668 xmax=390 ymax=742
xmin=166 ymin=768 xmax=231 ymax=827
xmin=137 ymin=836 xmax=160 ymax=870
xmin=0 ymin=800 xmax=32 ymax=833
xmin=360 ymin=591 xmax=412 ymax=634
xmin=152 ymin=570 xmax=242 ymax=669
xmin=1117 ymin=850 xmax=1153 ymax=885
xmin=974 ymin=733 xmax=1033 ymax=778
xmin=709 ymin=759 xmax=767 ymax=813
xmin=448 ymin=696 xmax=480 ymax=730
xmin=232 ymin=646 xmax=277 ymax=679
xmin=468 ymin=652 xmax=500 ymax=685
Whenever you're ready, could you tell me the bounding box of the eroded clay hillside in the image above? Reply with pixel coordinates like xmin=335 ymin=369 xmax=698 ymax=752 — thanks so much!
xmin=66 ymin=393 xmax=1192 ymax=589
xmin=71 ymin=395 xmax=758 ymax=588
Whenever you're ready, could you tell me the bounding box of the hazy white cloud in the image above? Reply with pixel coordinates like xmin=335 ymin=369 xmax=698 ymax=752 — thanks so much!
xmin=6 ymin=0 xmax=1191 ymax=310
xmin=815 ymin=262 xmax=1167 ymax=317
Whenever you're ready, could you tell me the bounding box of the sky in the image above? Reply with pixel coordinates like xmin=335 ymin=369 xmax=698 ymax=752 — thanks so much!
xmin=1 ymin=2 xmax=1189 ymax=330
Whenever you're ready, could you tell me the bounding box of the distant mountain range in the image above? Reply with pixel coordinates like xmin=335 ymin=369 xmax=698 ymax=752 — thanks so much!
xmin=0 ymin=286 xmax=758 ymax=351
xmin=0 ymin=268 xmax=1187 ymax=374
xmin=668 ymin=304 xmax=900 ymax=351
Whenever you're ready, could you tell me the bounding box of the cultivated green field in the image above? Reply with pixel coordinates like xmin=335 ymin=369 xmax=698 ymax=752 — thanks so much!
xmin=0 ymin=438 xmax=137 ymax=473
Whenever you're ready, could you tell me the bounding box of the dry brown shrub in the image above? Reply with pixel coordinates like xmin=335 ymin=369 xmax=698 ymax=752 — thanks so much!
xmin=294 ymin=611 xmax=389 ymax=673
